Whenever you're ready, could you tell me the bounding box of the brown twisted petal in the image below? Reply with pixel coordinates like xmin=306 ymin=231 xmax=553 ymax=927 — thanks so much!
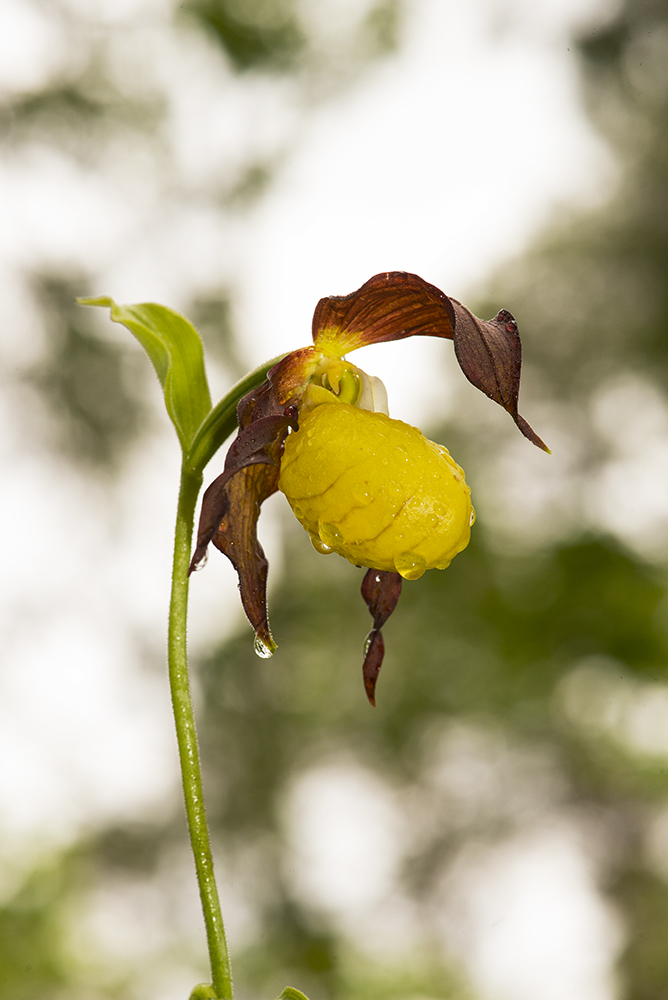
xmin=189 ymin=377 xmax=298 ymax=653
xmin=189 ymin=407 xmax=297 ymax=571
xmin=451 ymin=301 xmax=549 ymax=452
xmin=265 ymin=346 xmax=319 ymax=405
xmin=361 ymin=569 xmax=403 ymax=706
xmin=212 ymin=461 xmax=280 ymax=655
xmin=312 ymin=271 xmax=456 ymax=356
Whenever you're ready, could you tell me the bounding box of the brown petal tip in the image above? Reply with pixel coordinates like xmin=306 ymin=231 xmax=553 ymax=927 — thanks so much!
xmin=514 ymin=413 xmax=551 ymax=453
xmin=360 ymin=569 xmax=403 ymax=705
xmin=362 ymin=630 xmax=384 ymax=706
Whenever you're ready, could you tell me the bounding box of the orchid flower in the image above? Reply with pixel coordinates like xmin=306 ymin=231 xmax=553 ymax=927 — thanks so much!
xmin=189 ymin=271 xmax=548 ymax=704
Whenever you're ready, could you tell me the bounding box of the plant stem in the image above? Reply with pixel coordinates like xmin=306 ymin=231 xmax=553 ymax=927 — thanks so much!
xmin=168 ymin=464 xmax=233 ymax=1000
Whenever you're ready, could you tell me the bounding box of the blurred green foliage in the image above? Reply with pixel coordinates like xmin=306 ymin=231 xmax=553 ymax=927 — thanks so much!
xmin=5 ymin=0 xmax=668 ymax=996
xmin=182 ymin=0 xmax=401 ymax=73
xmin=189 ymin=292 xmax=245 ymax=378
xmin=0 ymin=55 xmax=163 ymax=163
xmin=27 ymin=275 xmax=146 ymax=469
xmin=183 ymin=0 xmax=307 ymax=72
xmin=0 ymin=860 xmax=70 ymax=1000
xmin=611 ymin=867 xmax=668 ymax=1000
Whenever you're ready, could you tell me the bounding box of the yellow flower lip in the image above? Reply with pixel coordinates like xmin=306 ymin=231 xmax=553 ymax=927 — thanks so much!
xmin=278 ymin=399 xmax=473 ymax=580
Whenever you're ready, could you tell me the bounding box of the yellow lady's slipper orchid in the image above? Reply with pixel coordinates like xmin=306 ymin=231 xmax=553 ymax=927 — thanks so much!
xmin=190 ymin=271 xmax=547 ymax=704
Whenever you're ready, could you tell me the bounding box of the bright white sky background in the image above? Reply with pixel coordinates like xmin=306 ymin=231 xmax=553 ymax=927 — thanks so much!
xmin=0 ymin=0 xmax=637 ymax=996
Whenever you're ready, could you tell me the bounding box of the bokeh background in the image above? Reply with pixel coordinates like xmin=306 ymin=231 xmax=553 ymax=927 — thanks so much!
xmin=3 ymin=0 xmax=668 ymax=997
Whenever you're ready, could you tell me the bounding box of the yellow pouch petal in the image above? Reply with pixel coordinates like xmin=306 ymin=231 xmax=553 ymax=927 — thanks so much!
xmin=278 ymin=402 xmax=473 ymax=580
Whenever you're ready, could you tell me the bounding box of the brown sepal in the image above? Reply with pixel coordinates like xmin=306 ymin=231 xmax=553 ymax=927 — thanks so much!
xmin=212 ymin=462 xmax=280 ymax=654
xmin=451 ymin=301 xmax=549 ymax=452
xmin=189 ymin=378 xmax=298 ymax=651
xmin=312 ymin=271 xmax=455 ymax=356
xmin=360 ymin=569 xmax=403 ymax=706
xmin=237 ymin=376 xmax=284 ymax=428
xmin=189 ymin=405 xmax=297 ymax=571
xmin=265 ymin=347 xmax=319 ymax=405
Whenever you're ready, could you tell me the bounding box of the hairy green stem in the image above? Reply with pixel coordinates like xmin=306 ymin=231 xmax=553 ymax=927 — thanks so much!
xmin=169 ymin=464 xmax=233 ymax=1000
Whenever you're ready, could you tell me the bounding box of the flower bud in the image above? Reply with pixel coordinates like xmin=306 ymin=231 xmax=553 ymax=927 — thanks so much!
xmin=278 ymin=400 xmax=474 ymax=580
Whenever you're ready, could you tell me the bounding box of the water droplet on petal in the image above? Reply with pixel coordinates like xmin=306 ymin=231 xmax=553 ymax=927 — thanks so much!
xmin=386 ymin=480 xmax=402 ymax=500
xmin=254 ymin=635 xmax=275 ymax=659
xmin=319 ymin=522 xmax=343 ymax=546
xmin=470 ymin=506 xmax=476 ymax=526
xmin=352 ymin=486 xmax=371 ymax=505
xmin=311 ymin=535 xmax=333 ymax=555
xmin=394 ymin=552 xmax=427 ymax=581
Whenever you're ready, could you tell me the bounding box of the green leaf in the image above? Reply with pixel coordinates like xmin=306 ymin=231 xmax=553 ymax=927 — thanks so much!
xmin=275 ymin=989 xmax=311 ymax=1000
xmin=186 ymin=353 xmax=287 ymax=473
xmin=78 ymin=296 xmax=212 ymax=454
xmin=188 ymin=985 xmax=218 ymax=1000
